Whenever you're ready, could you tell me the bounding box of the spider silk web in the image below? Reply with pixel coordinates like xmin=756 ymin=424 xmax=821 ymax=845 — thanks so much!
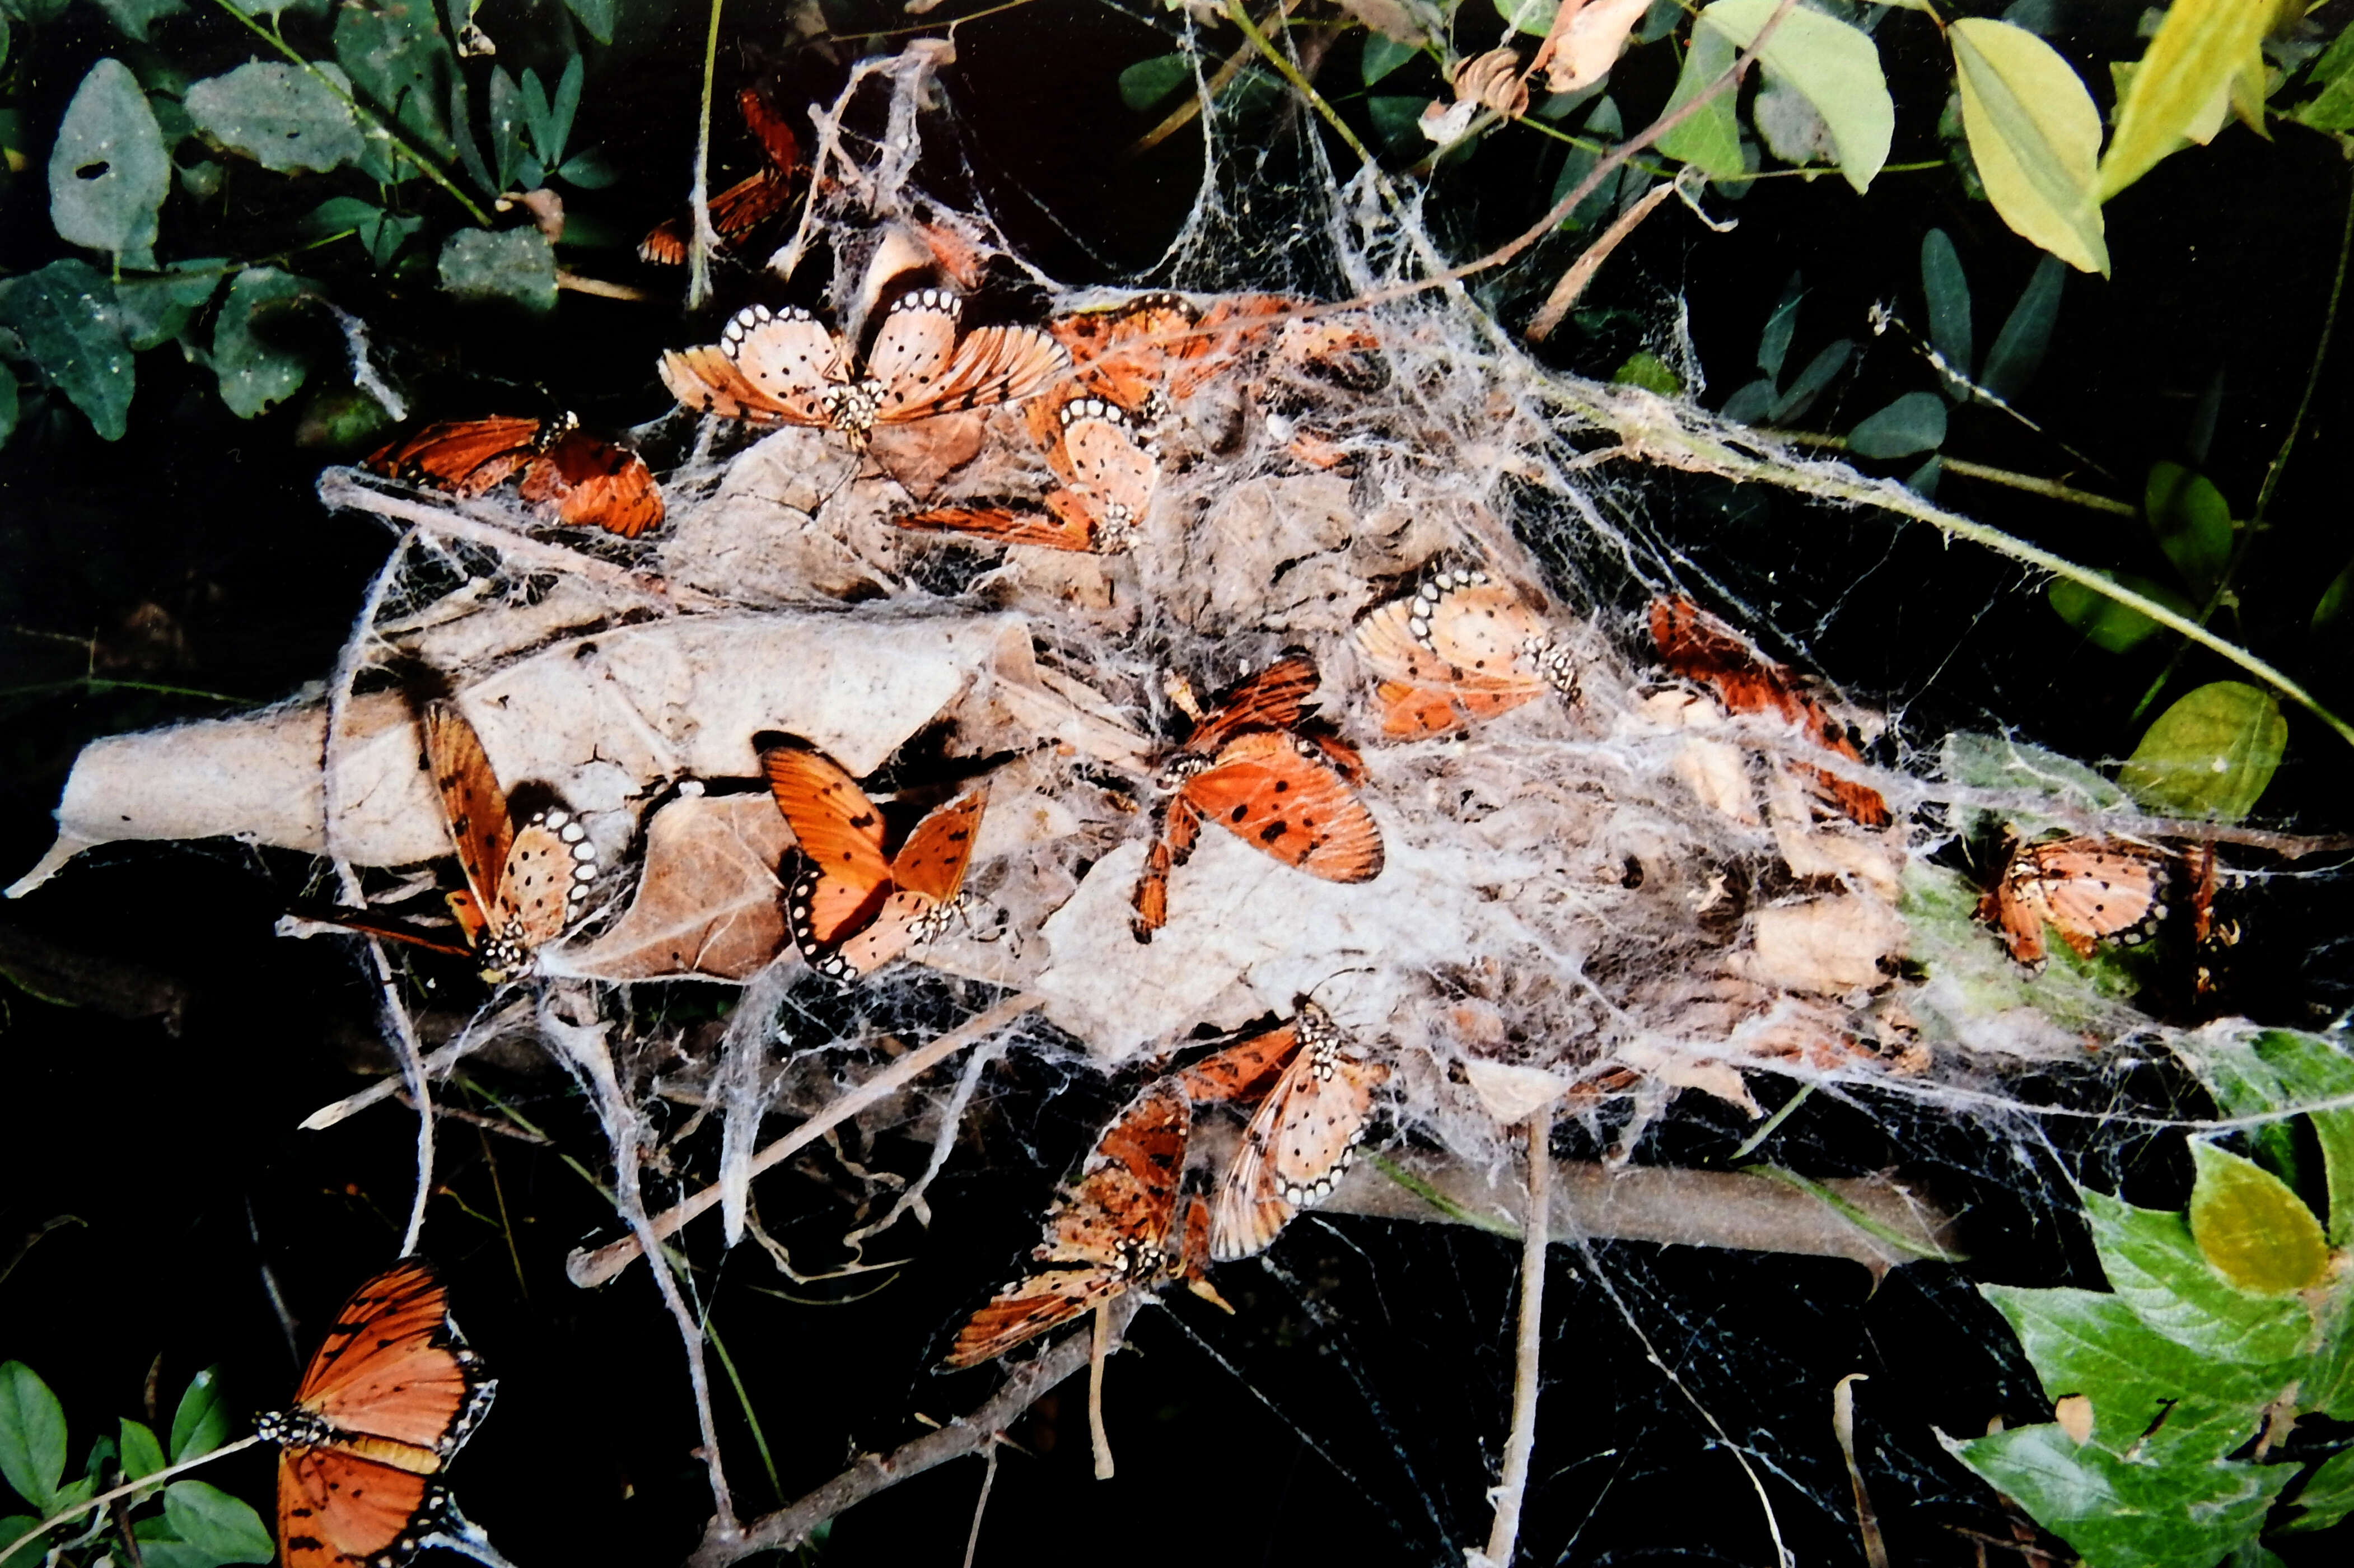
xmin=306 ymin=26 xmax=2349 ymax=1568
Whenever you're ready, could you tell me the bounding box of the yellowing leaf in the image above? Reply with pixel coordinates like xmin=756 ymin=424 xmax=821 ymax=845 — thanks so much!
xmin=2187 ymin=1142 xmax=2327 ymax=1295
xmin=2119 ymin=681 xmax=2286 ymax=822
xmin=1949 ymin=20 xmax=2108 ymax=276
xmin=2099 ymin=0 xmax=2274 ymax=201
xmin=1695 ymin=0 xmax=1892 ymax=193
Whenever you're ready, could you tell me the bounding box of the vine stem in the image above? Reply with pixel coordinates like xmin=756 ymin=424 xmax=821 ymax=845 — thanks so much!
xmin=0 ymin=1437 xmax=264 ymax=1566
xmin=1475 ymin=1110 xmax=1554 ymax=1568
xmin=2129 ymin=158 xmax=2354 ymax=720
xmin=204 ymin=0 xmax=491 ymax=226
xmin=688 ymin=0 xmax=726 ymax=306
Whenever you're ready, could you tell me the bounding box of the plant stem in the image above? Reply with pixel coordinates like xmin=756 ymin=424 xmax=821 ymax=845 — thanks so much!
xmin=203 ymin=0 xmax=491 ymax=226
xmin=1226 ymin=0 xmax=1374 ymax=169
xmin=1758 ymin=428 xmax=2139 ymax=517
xmin=1478 ymin=1111 xmax=1553 ymax=1568
xmin=706 ymin=1315 xmax=783 ymax=1504
xmin=689 ymin=0 xmax=725 ymax=307
xmin=0 ymin=1437 xmax=264 ymax=1566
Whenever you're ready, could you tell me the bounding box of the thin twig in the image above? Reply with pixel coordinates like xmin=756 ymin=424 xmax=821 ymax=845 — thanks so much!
xmin=0 ymin=1436 xmax=264 ymax=1566
xmin=557 ymin=270 xmax=657 ymax=301
xmin=566 ymin=993 xmax=1044 ymax=1287
xmin=317 ymin=472 xmax=675 ymax=601
xmin=1754 ymin=430 xmax=2138 ymax=517
xmin=1833 ymin=1374 xmax=1890 ymax=1568
xmin=688 ymin=0 xmax=727 ymax=306
xmin=840 ymin=1032 xmax=1006 ymax=1256
xmin=1125 ymin=13 xmax=1269 ymax=158
xmin=684 ymin=1295 xmax=1143 ymax=1568
xmin=1525 ymin=171 xmax=1687 ymax=342
xmin=1475 ymin=1110 xmax=1553 ymax=1568
xmin=1088 ymin=1300 xmax=1116 ymax=1481
xmin=960 ymin=1441 xmax=999 ymax=1568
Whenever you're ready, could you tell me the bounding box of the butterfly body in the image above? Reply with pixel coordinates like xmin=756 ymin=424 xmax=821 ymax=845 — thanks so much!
xmin=763 ymin=743 xmax=989 ymax=983
xmin=1356 ymin=569 xmax=1576 ymax=738
xmin=1131 ymin=653 xmax=1382 ymax=940
xmin=256 ymin=1261 xmax=496 ymax=1568
xmin=1981 ymin=833 xmax=2170 ymax=968
xmin=661 ymin=290 xmax=1066 ymax=449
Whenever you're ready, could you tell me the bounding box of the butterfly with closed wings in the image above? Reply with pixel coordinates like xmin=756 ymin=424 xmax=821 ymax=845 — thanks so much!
xmin=658 ymin=289 xmax=1067 ymax=449
xmin=946 ymin=1083 xmax=1226 ymax=1366
xmin=895 ymin=394 xmax=1156 ymax=553
xmin=639 ymin=87 xmax=802 ymax=266
xmin=1131 ymin=651 xmax=1384 ymax=941
xmin=1979 ymin=832 xmax=2170 ymax=969
xmin=1174 ymin=1001 xmax=1389 ymax=1260
xmin=763 ymin=741 xmax=989 ymax=983
xmin=364 ymin=414 xmax=665 ymax=538
xmin=255 ymin=1260 xmax=514 ymax=1568
xmin=1355 ymin=568 xmax=1577 ymax=738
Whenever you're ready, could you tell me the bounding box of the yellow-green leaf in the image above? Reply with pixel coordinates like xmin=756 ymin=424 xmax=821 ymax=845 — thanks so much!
xmin=1949 ymin=20 xmax=2108 ymax=276
xmin=2187 ymin=1142 xmax=2327 ymax=1295
xmin=2118 ymin=681 xmax=2286 ymax=822
xmin=1695 ymin=0 xmax=1892 ymax=193
xmin=2098 ymin=0 xmax=2273 ymax=202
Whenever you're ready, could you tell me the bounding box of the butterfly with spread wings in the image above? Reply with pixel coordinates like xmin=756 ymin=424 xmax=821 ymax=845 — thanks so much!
xmin=364 ymin=414 xmax=665 ymax=538
xmin=1355 ymin=568 xmax=1578 ymax=738
xmin=946 ymin=1084 xmax=1226 ymax=1367
xmin=762 ymin=741 xmax=989 ymax=983
xmin=895 ymin=394 xmax=1157 ymax=553
xmin=256 ymin=1261 xmax=511 ymax=1568
xmin=1174 ymin=1002 xmax=1389 ymax=1260
xmin=1648 ymin=595 xmax=1889 ymax=828
xmin=639 ymin=87 xmax=803 ymax=265
xmin=658 ymin=289 xmax=1068 ymax=449
xmin=1131 ymin=651 xmax=1384 ymax=941
xmin=1979 ymin=832 xmax=2170 ymax=969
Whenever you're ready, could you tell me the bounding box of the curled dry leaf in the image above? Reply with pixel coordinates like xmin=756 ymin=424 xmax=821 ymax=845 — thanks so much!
xmin=1734 ymin=896 xmax=1906 ymax=996
xmin=554 ymin=794 xmax=793 ymax=982
xmin=1533 ymin=0 xmax=1654 ymax=94
xmin=1452 ymin=48 xmax=1531 ymax=120
xmin=1463 ymin=1058 xmax=1573 ymax=1124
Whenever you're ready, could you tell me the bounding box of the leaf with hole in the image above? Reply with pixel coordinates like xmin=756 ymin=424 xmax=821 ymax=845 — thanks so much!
xmin=1692 ymin=0 xmax=1891 ymax=193
xmin=0 ymin=260 xmax=134 ymax=441
xmin=185 ymin=62 xmax=366 ymax=175
xmin=90 ymin=0 xmax=184 ymax=41
xmin=2119 ymin=682 xmax=2284 ymax=822
xmin=1949 ymin=19 xmax=2107 ymax=276
xmin=48 ymin=58 xmax=169 ymax=263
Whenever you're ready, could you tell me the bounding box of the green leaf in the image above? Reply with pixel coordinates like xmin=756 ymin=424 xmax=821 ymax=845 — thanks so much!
xmin=1947 ymin=1422 xmax=2293 ymax=1568
xmin=2100 ymin=0 xmax=2273 ymax=202
xmin=1654 ymin=21 xmax=1743 ymax=180
xmin=1757 ymin=271 xmax=1801 ymax=381
xmin=0 ymin=365 xmax=18 ymax=447
xmin=1905 ymin=454 xmax=1941 ymax=496
xmin=1948 ymin=19 xmax=2108 ymax=276
xmin=89 ymin=0 xmax=185 ymax=42
xmin=162 ymin=1481 xmax=273 ymax=1564
xmin=2187 ymin=1142 xmax=2328 ymax=1295
xmin=2047 ymin=570 xmax=2193 ymax=655
xmin=2142 ymin=460 xmax=2233 ymax=599
xmin=168 ymin=1368 xmax=227 ymax=1464
xmin=446 ymin=73 xmax=495 ymax=194
xmin=211 ymin=268 xmax=316 ymax=418
xmin=1612 ymin=350 xmax=1680 ymax=396
xmin=1362 ymin=32 xmax=1417 ymax=85
xmin=0 ymin=1363 xmax=67 ymax=1512
xmin=2119 ymin=682 xmax=2285 ymax=822
xmin=333 ymin=0 xmax=457 ymax=164
xmin=114 ymin=260 xmax=225 ymax=351
xmin=1720 ymin=377 xmax=1777 ymax=423
xmin=1979 ymin=1284 xmax=2280 ymax=1464
xmin=438 ymin=226 xmax=557 ymax=311
xmin=1847 ymin=391 xmax=1946 ymax=458
xmin=184 ymin=62 xmax=365 ymax=174
xmin=0 ymin=1519 xmax=40 ymax=1558
xmin=487 ymin=66 xmax=526 ymax=189
xmin=0 ymin=260 xmax=134 ymax=440
xmin=1980 ymin=254 xmax=2065 ymax=403
xmin=306 ymin=197 xmax=420 ymax=267
xmin=1693 ymin=0 xmax=1891 ymax=193
xmin=2314 ymin=556 xmax=2354 ymax=631
xmin=1919 ymin=228 xmax=1972 ymax=387
xmin=552 ymin=149 xmax=615 ymax=189
xmin=48 ymin=58 xmax=170 ymax=263
xmin=118 ymin=1418 xmax=166 ymax=1482
xmin=1495 ymin=0 xmax=1552 ymax=36
xmin=2189 ymin=1029 xmax=2354 ymax=1251
xmin=1119 ymin=53 xmax=1191 ymax=113
xmin=2084 ymin=1187 xmax=2314 ymax=1364
xmin=1768 ymin=338 xmax=1850 ymax=423
xmin=563 ymin=0 xmax=613 ymax=43
xmin=2281 ymin=1445 xmax=2354 ymax=1533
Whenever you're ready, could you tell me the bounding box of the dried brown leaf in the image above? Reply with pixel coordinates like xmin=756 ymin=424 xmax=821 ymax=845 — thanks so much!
xmin=555 ymin=794 xmax=793 ymax=982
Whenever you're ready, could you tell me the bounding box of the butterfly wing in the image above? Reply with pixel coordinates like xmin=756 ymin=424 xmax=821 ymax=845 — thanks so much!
xmin=1211 ymin=1021 xmax=1386 ymax=1261
xmin=293 ymin=1261 xmax=492 ymax=1457
xmin=1128 ymin=796 xmax=1201 ymax=940
xmin=881 ymin=322 xmax=1070 ymax=424
xmin=944 ymin=1268 xmax=1125 ymax=1369
xmin=739 ymin=85 xmax=801 ymax=178
xmin=277 ymin=1446 xmax=441 ymax=1568
xmin=519 ymin=431 xmax=665 ymax=538
xmin=1167 ymin=292 xmax=1292 ymax=399
xmin=1172 ymin=1019 xmax=1302 ymax=1105
xmin=891 ymin=786 xmax=988 ymax=905
xmin=894 ymin=503 xmax=1101 ymax=552
xmin=421 ymin=704 xmax=513 ymax=915
xmin=284 ymin=902 xmax=478 ymax=959
xmin=863 ymin=289 xmax=964 ymax=422
xmin=1180 ymin=731 xmax=1384 ymax=884
xmin=663 ymin=306 xmax=845 ymax=426
xmin=2019 ymin=837 xmax=2169 ymax=959
xmin=1184 ymin=650 xmax=1324 ymax=754
xmin=1052 ymin=398 xmax=1156 ymax=536
xmin=365 ymin=418 xmax=548 ymax=497
xmin=489 ymin=809 xmax=595 ymax=958
xmin=1050 ymin=293 xmax=1202 ymax=409
xmin=764 ymin=744 xmax=898 ymax=967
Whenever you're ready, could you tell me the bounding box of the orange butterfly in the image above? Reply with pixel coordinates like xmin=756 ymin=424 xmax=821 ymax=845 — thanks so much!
xmin=1355 ymin=569 xmax=1578 ymax=738
xmin=947 ymin=1084 xmax=1222 ymax=1366
xmin=1174 ymin=1002 xmax=1388 ymax=1260
xmin=1648 ymin=595 xmax=1889 ymax=827
xmin=895 ymin=394 xmax=1156 ymax=553
xmin=256 ymin=1260 xmax=505 ymax=1568
xmin=418 ymin=702 xmax=599 ymax=982
xmin=657 ymin=290 xmax=1068 ymax=449
xmin=364 ymin=414 xmax=665 ymax=538
xmin=639 ymin=87 xmax=804 ymax=265
xmin=762 ymin=742 xmax=989 ymax=983
xmin=1131 ymin=651 xmax=1384 ymax=941
xmin=1048 ymin=291 xmax=1293 ymax=412
xmin=1979 ymin=833 xmax=2170 ymax=968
